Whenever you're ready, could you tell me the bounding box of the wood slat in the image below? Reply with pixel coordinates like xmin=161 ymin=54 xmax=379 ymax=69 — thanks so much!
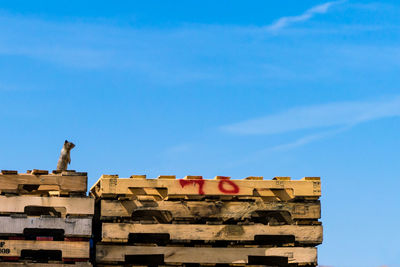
xmin=100 ymin=199 xmax=321 ymax=222
xmin=91 ymin=177 xmax=320 ymax=200
xmin=0 ymin=240 xmax=89 ymax=259
xmin=30 ymin=170 xmax=49 ymax=175
xmin=1 ymin=170 xmax=18 ymax=175
xmin=4 ymin=263 xmax=92 ymax=266
xmin=96 ymin=245 xmax=317 ymax=265
xmin=0 ymin=196 xmax=94 ymax=217
xmin=95 ymin=265 xmax=276 ymax=267
xmin=101 ymin=223 xmax=322 ymax=244
xmin=0 ymin=217 xmax=92 ymax=237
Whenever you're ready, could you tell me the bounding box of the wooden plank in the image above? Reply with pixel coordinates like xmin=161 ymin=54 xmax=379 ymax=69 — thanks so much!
xmin=0 ymin=217 xmax=92 ymax=237
xmin=101 ymin=223 xmax=322 ymax=244
xmin=4 ymin=263 xmax=92 ymax=266
xmin=90 ymin=176 xmax=320 ymax=200
xmin=0 ymin=240 xmax=89 ymax=259
xmin=31 ymin=170 xmax=49 ymax=175
xmin=102 ymin=266 xmax=312 ymax=267
xmin=1 ymin=170 xmax=18 ymax=175
xmin=95 ymin=266 xmax=286 ymax=267
xmin=0 ymin=196 xmax=94 ymax=217
xmin=96 ymin=245 xmax=317 ymax=265
xmin=0 ymin=172 xmax=87 ymax=194
xmin=100 ymin=199 xmax=321 ymax=222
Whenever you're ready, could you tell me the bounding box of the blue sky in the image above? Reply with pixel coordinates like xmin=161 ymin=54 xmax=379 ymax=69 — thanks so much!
xmin=0 ymin=1 xmax=399 ymax=266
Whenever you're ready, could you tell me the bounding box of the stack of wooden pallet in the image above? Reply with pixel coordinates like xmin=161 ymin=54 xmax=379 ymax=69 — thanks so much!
xmin=0 ymin=169 xmax=94 ymax=266
xmin=91 ymin=174 xmax=322 ymax=267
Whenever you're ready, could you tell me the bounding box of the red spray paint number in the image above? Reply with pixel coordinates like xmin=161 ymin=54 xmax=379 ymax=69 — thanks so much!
xmin=179 ymin=179 xmax=239 ymax=195
xmin=218 ymin=179 xmax=240 ymax=194
xmin=179 ymin=179 xmax=205 ymax=195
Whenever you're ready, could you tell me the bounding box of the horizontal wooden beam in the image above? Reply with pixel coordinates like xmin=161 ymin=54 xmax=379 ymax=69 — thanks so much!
xmin=0 ymin=172 xmax=87 ymax=194
xmin=91 ymin=176 xmax=320 ymax=200
xmin=100 ymin=199 xmax=321 ymax=222
xmin=0 ymin=217 xmax=92 ymax=237
xmin=96 ymin=245 xmax=317 ymax=264
xmin=4 ymin=262 xmax=92 ymax=266
xmin=101 ymin=223 xmax=322 ymax=244
xmin=0 ymin=240 xmax=89 ymax=258
xmin=0 ymin=196 xmax=94 ymax=217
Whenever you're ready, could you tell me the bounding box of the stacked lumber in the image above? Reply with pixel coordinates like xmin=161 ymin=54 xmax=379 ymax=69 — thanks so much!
xmin=0 ymin=170 xmax=94 ymax=266
xmin=91 ymin=174 xmax=322 ymax=267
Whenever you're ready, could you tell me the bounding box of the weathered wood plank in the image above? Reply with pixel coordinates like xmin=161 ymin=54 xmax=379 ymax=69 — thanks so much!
xmin=4 ymin=263 xmax=92 ymax=266
xmin=95 ymin=265 xmax=281 ymax=267
xmin=101 ymin=223 xmax=322 ymax=244
xmin=100 ymin=199 xmax=320 ymax=222
xmin=0 ymin=217 xmax=92 ymax=237
xmin=0 ymin=196 xmax=94 ymax=217
xmin=0 ymin=240 xmax=89 ymax=258
xmin=96 ymin=245 xmax=317 ymax=264
xmin=1 ymin=170 xmax=18 ymax=175
xmin=0 ymin=172 xmax=87 ymax=194
xmin=91 ymin=176 xmax=320 ymax=200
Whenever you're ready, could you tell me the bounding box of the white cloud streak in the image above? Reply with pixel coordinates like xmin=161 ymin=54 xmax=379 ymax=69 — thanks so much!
xmin=266 ymin=0 xmax=345 ymax=31
xmin=268 ymin=126 xmax=349 ymax=151
xmin=221 ymin=96 xmax=400 ymax=135
xmin=0 ymin=3 xmax=396 ymax=88
xmin=224 ymin=127 xmax=348 ymax=167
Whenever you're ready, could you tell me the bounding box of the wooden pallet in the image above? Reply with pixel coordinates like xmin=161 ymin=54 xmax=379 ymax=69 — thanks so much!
xmin=96 ymin=264 xmax=313 ymax=267
xmin=0 ymin=170 xmax=87 ymax=195
xmin=91 ymin=175 xmax=320 ymax=201
xmin=4 ymin=262 xmax=92 ymax=266
xmin=95 ymin=265 xmax=307 ymax=267
xmin=0 ymin=217 xmax=92 ymax=238
xmin=0 ymin=240 xmax=89 ymax=260
xmin=100 ymin=199 xmax=320 ymax=224
xmin=101 ymin=223 xmax=322 ymax=245
xmin=0 ymin=196 xmax=94 ymax=217
xmin=96 ymin=245 xmax=317 ymax=265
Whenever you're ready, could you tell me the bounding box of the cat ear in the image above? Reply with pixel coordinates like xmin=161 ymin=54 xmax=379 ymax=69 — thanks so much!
xmin=65 ymin=140 xmax=68 ymax=144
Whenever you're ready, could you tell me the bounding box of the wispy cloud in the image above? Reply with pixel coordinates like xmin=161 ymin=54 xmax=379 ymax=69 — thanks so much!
xmin=266 ymin=0 xmax=345 ymax=31
xmin=224 ymin=127 xmax=347 ymax=167
xmin=0 ymin=2 xmax=397 ymax=89
xmin=268 ymin=126 xmax=349 ymax=151
xmin=221 ymin=96 xmax=400 ymax=135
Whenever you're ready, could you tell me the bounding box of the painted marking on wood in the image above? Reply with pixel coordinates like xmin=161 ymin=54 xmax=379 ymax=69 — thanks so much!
xmin=0 ymin=241 xmax=10 ymax=254
xmin=179 ymin=179 xmax=240 ymax=195
xmin=218 ymin=179 xmax=240 ymax=194
xmin=179 ymin=179 xmax=205 ymax=195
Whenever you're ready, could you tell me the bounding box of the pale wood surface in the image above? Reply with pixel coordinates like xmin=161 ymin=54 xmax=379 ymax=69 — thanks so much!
xmin=0 ymin=196 xmax=94 ymax=216
xmin=91 ymin=177 xmax=320 ymax=200
xmin=0 ymin=173 xmax=87 ymax=194
xmin=0 ymin=217 xmax=92 ymax=237
xmin=0 ymin=240 xmax=89 ymax=258
xmin=101 ymin=223 xmax=322 ymax=244
xmin=4 ymin=263 xmax=92 ymax=266
xmin=95 ymin=265 xmax=281 ymax=267
xmin=96 ymin=245 xmax=317 ymax=264
xmin=100 ymin=199 xmax=320 ymax=221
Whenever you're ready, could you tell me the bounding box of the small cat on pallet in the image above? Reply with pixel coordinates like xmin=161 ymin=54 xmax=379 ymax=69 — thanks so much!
xmin=56 ymin=140 xmax=75 ymax=171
